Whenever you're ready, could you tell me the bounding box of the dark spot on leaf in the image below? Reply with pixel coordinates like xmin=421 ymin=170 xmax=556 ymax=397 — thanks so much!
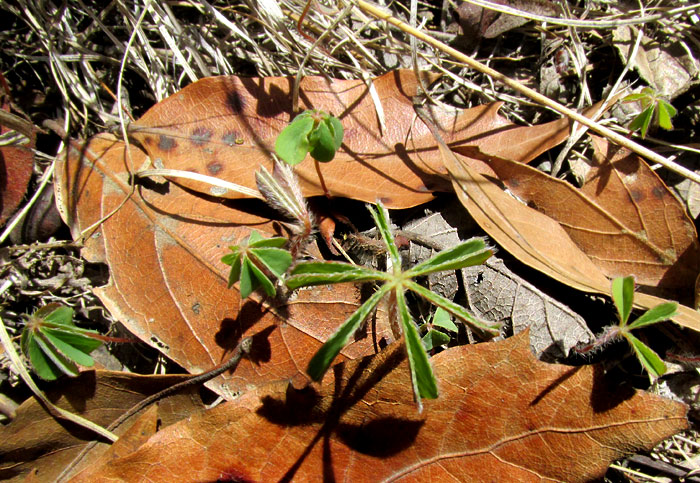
xmin=143 ymin=136 xmax=153 ymax=145
xmin=652 ymin=186 xmax=666 ymax=200
xmin=226 ymin=90 xmax=245 ymax=114
xmin=222 ymin=132 xmax=242 ymax=146
xmin=378 ymin=197 xmax=392 ymax=204
xmin=192 ymin=302 xmax=201 ymax=315
xmin=630 ymin=189 xmax=644 ymax=202
xmin=207 ymin=161 xmax=223 ymax=175
xmin=509 ymin=178 xmax=520 ymax=188
xmin=158 ymin=135 xmax=177 ymax=151
xmin=215 ymin=469 xmax=254 ymax=483
xmin=150 ymin=336 xmax=169 ymax=350
xmin=190 ymin=127 xmax=212 ymax=146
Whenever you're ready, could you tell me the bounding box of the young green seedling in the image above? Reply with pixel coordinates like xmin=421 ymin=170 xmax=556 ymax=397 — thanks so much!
xmin=275 ymin=109 xmax=343 ymax=165
xmin=222 ymin=230 xmax=293 ymax=299
xmin=21 ymin=304 xmax=103 ymax=380
xmin=421 ymin=307 xmax=458 ymax=352
xmin=623 ymin=87 xmax=677 ymax=139
xmin=576 ymin=276 xmax=677 ymax=378
xmin=286 ymin=202 xmax=498 ymax=407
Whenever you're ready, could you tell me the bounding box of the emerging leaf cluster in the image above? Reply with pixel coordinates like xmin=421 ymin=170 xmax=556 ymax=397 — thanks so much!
xmin=609 ymin=276 xmax=677 ymax=377
xmin=286 ymin=203 xmax=498 ymax=405
xmin=21 ymin=304 xmax=102 ymax=380
xmin=623 ymin=87 xmax=677 ymax=139
xmin=421 ymin=307 xmax=458 ymax=352
xmin=221 ymin=230 xmax=293 ymax=299
xmin=275 ymin=109 xmax=343 ymax=165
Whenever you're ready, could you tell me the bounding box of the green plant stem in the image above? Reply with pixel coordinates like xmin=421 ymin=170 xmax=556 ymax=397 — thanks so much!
xmin=355 ymin=0 xmax=700 ymax=186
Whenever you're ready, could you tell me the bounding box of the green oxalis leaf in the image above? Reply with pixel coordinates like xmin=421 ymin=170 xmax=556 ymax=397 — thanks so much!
xmin=221 ymin=230 xmax=293 ymax=299
xmin=611 ymin=276 xmax=678 ymax=378
xmin=623 ymin=87 xmax=677 ymax=139
xmin=421 ymin=307 xmax=457 ymax=352
xmin=275 ymin=110 xmax=344 ymax=165
xmin=286 ymin=202 xmax=498 ymax=405
xmin=20 ymin=304 xmax=103 ymax=381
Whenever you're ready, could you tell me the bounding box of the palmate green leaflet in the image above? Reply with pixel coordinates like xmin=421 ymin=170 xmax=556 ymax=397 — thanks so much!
xmin=21 ymin=304 xmax=103 ymax=380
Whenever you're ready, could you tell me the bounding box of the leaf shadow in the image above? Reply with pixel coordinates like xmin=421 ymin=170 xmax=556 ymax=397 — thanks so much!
xmin=215 ymin=301 xmax=275 ymax=365
xmin=255 ymin=344 xmax=424 ymax=480
xmin=590 ymin=364 xmax=636 ymax=413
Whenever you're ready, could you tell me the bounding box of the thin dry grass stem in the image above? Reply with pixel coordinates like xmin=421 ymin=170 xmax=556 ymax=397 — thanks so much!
xmin=463 ymin=0 xmax=700 ymax=29
xmin=135 ymin=168 xmax=263 ymax=199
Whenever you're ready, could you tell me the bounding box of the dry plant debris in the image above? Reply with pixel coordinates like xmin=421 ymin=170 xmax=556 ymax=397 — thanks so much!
xmin=2 ymin=0 xmax=700 ymax=481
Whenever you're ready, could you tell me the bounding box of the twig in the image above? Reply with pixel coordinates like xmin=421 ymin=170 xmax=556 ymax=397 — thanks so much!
xmin=355 ymin=0 xmax=700 ymax=186
xmin=135 ymin=168 xmax=264 ymax=199
xmin=108 ymin=336 xmax=252 ymax=433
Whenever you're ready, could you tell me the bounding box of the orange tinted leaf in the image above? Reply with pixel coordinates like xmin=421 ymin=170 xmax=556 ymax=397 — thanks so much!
xmin=0 ymin=371 xmax=207 ymax=482
xmin=474 ymin=135 xmax=700 ymax=299
xmin=54 ymin=135 xmax=394 ymax=398
xmin=128 ymin=71 xmax=596 ymax=209
xmin=82 ymin=332 xmax=687 ymax=482
xmin=440 ymin=142 xmax=611 ymax=295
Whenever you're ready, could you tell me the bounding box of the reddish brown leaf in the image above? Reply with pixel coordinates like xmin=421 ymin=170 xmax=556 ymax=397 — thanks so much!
xmin=128 ymin=70 xmax=587 ymax=208
xmin=442 ymin=141 xmax=611 ymax=293
xmin=54 ymin=135 xmax=393 ymax=399
xmin=0 ymin=84 xmax=35 ymax=226
xmin=0 ymin=371 xmax=207 ymax=482
xmin=439 ymin=138 xmax=700 ymax=331
xmin=68 ymin=406 xmax=159 ymax=482
xmin=464 ymin=136 xmax=700 ymax=300
xmin=78 ymin=332 xmax=688 ymax=482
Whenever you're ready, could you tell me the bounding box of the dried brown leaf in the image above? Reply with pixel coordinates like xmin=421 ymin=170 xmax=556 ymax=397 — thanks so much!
xmin=470 ymin=136 xmax=700 ymax=299
xmin=0 ymin=371 xmax=206 ymax=482
xmin=404 ymin=207 xmax=593 ymax=357
xmin=614 ymin=26 xmax=699 ymax=98
xmin=77 ymin=332 xmax=688 ymax=482
xmin=54 ymin=135 xmax=393 ymax=399
xmin=128 ymin=70 xmax=585 ymax=208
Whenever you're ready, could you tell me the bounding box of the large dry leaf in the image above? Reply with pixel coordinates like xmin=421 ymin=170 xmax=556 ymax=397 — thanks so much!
xmin=54 ymin=70 xmax=592 ymax=397
xmin=466 ymin=137 xmax=700 ymax=300
xmin=439 ymin=141 xmax=700 ymax=331
xmin=127 ymin=70 xmax=585 ymax=208
xmin=54 ymin=135 xmax=393 ymax=399
xmin=0 ymin=370 xmax=207 ymax=482
xmin=75 ymin=332 xmax=687 ymax=482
